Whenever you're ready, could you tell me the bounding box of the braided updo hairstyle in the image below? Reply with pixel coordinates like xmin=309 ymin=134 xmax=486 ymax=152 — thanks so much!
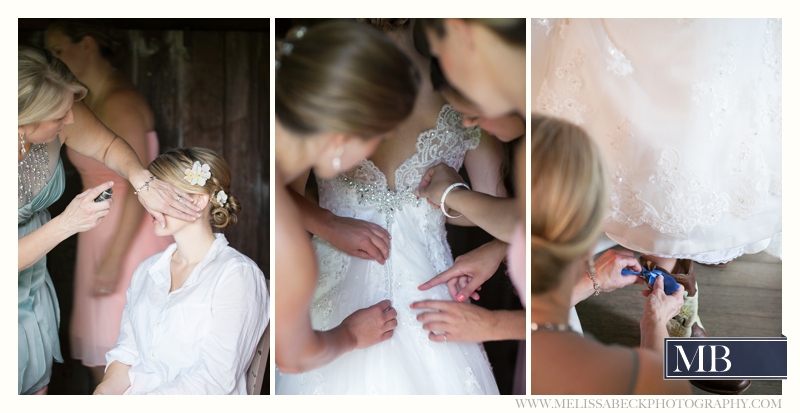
xmin=148 ymin=147 xmax=241 ymax=229
xmin=531 ymin=115 xmax=607 ymax=294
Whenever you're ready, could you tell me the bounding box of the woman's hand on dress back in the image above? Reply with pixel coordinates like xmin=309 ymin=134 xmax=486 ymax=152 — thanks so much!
xmin=418 ymin=240 xmax=506 ymax=301
xmin=411 ymin=300 xmax=496 ymax=343
xmin=414 ymin=163 xmax=466 ymax=209
xmin=57 ymin=181 xmax=115 ymax=235
xmin=323 ymin=216 xmax=391 ymax=264
xmin=340 ymin=299 xmax=398 ymax=349
xmin=135 ymin=176 xmax=202 ymax=228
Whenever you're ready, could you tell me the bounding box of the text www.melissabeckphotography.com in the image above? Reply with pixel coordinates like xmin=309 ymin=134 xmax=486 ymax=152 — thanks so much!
xmin=515 ymin=398 xmax=782 ymax=409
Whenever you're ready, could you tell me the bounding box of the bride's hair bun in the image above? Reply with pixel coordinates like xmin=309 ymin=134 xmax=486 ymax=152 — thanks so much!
xmin=531 ymin=115 xmax=607 ymax=294
xmin=148 ymin=147 xmax=240 ymax=229
xmin=209 ymin=189 xmax=241 ymax=229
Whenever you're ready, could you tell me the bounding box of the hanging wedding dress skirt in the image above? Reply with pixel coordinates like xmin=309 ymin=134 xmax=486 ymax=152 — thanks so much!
xmin=531 ymin=18 xmax=782 ymax=264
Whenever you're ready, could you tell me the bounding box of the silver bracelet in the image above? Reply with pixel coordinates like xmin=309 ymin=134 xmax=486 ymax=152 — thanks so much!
xmin=440 ymin=182 xmax=470 ymax=219
xmin=133 ymin=175 xmax=155 ymax=195
xmin=587 ymin=258 xmax=600 ymax=297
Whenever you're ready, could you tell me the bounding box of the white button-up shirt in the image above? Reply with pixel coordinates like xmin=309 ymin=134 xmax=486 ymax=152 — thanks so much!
xmin=106 ymin=234 xmax=269 ymax=394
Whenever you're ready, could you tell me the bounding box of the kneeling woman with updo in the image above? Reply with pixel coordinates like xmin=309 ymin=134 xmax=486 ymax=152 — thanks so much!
xmin=95 ymin=148 xmax=269 ymax=395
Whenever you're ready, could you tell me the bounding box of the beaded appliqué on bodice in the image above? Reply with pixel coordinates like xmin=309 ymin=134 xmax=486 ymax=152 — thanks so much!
xmin=18 ymin=143 xmax=51 ymax=206
xmin=323 ymin=104 xmax=480 ymax=227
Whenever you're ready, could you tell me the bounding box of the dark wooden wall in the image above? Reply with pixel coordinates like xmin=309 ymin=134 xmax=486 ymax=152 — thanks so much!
xmin=20 ymin=19 xmax=270 ymax=395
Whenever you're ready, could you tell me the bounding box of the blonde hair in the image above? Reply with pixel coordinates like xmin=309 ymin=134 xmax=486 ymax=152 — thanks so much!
xmin=531 ymin=115 xmax=607 ymax=294
xmin=18 ymin=46 xmax=87 ymax=126
xmin=276 ymin=20 xmax=418 ymax=138
xmin=148 ymin=148 xmax=241 ymax=229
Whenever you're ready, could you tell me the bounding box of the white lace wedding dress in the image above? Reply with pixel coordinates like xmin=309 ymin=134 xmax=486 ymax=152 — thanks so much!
xmin=532 ymin=19 xmax=782 ymax=263
xmin=276 ymin=104 xmax=500 ymax=395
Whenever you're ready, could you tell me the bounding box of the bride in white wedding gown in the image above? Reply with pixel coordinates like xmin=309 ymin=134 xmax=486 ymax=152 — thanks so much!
xmin=276 ymin=20 xmax=501 ymax=395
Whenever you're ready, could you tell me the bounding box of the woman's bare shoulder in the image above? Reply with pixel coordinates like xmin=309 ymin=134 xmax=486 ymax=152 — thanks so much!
xmin=531 ymin=334 xmax=638 ymax=395
xmin=100 ymin=82 xmax=155 ymax=130
xmin=275 ymin=183 xmax=318 ymax=294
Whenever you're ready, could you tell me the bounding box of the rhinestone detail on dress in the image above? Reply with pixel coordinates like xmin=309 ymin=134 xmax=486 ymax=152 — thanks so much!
xmin=340 ymin=177 xmax=421 ymax=226
xmin=18 ymin=143 xmax=50 ymax=205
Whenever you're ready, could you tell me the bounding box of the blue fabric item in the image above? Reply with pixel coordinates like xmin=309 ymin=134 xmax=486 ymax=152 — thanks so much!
xmin=621 ymin=267 xmax=681 ymax=295
xmin=18 ymin=159 xmax=65 ymax=395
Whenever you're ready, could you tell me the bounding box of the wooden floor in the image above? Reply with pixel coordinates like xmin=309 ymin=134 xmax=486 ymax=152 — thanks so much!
xmin=576 ymin=248 xmax=782 ymax=395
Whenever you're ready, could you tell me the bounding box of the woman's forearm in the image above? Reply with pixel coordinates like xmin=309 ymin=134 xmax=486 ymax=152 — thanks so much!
xmin=288 ymin=188 xmax=336 ymax=238
xmin=277 ymin=325 xmax=357 ymax=374
xmin=570 ymin=273 xmax=596 ymax=306
xmin=18 ymin=215 xmax=73 ymax=272
xmin=640 ymin=315 xmax=669 ymax=354
xmin=101 ymin=136 xmax=152 ymax=188
xmin=62 ymin=102 xmax=151 ymax=188
xmin=489 ymin=310 xmax=527 ymax=341
xmin=94 ymin=361 xmax=131 ymax=395
xmin=442 ymin=189 xmax=518 ymax=241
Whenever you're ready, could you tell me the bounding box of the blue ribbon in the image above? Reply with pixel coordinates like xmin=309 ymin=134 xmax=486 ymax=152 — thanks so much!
xmin=621 ymin=268 xmax=681 ymax=295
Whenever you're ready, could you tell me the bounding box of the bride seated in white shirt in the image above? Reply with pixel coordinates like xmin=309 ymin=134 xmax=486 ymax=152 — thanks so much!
xmin=94 ymin=147 xmax=269 ymax=395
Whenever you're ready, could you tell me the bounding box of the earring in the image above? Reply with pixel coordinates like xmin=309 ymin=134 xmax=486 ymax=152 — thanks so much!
xmin=332 ymin=146 xmax=344 ymax=171
xmin=19 ymin=132 xmax=26 ymax=155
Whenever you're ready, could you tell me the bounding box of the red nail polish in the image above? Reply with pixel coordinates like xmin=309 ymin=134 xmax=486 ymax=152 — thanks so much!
xmin=457 ymin=294 xmax=465 ymax=302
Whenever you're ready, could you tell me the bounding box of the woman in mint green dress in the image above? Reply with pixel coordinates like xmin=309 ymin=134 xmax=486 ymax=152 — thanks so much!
xmin=18 ymin=46 xmax=201 ymax=395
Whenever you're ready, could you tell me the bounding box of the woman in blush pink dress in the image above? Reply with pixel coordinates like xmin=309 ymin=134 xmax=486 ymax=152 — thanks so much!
xmin=46 ymin=20 xmax=173 ymax=383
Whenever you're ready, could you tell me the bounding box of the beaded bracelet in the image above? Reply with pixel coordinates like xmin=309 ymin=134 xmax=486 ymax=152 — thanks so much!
xmin=587 ymin=258 xmax=600 ymax=297
xmin=440 ymin=182 xmax=470 ymax=219
xmin=133 ymin=175 xmax=155 ymax=195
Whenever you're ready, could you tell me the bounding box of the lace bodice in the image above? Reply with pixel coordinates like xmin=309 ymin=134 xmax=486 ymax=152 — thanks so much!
xmin=318 ymin=104 xmax=480 ymax=226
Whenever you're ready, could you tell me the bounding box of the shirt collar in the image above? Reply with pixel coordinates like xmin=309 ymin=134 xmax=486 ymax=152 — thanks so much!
xmin=148 ymin=233 xmax=230 ymax=288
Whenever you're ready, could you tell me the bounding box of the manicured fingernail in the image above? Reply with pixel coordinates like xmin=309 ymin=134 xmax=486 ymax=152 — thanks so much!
xmin=457 ymin=294 xmax=466 ymax=302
